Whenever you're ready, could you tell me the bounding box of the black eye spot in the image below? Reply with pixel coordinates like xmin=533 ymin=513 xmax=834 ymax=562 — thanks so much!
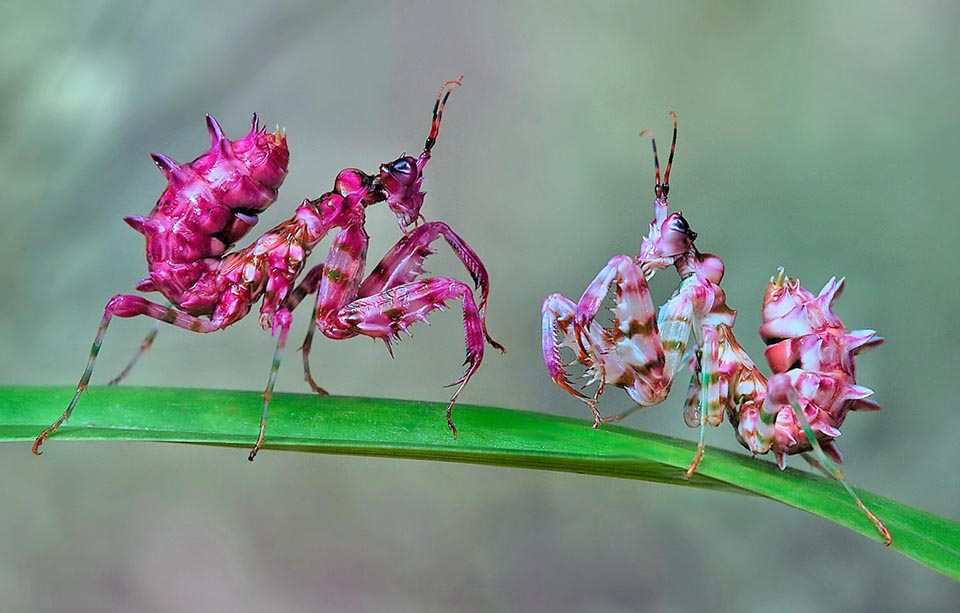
xmin=393 ymin=159 xmax=412 ymax=174
xmin=671 ymin=216 xmax=689 ymax=234
xmin=671 ymin=215 xmax=696 ymax=240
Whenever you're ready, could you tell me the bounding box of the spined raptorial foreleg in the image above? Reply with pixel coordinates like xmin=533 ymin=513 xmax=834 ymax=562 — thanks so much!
xmin=317 ymin=277 xmax=487 ymax=436
xmin=576 ymin=255 xmax=670 ymax=407
xmin=542 ymin=255 xmax=693 ymax=427
xmin=292 ymin=221 xmax=506 ymax=396
xmin=358 ymin=221 xmax=502 ymax=351
xmin=33 ymin=295 xmax=222 ymax=454
xmin=541 ymin=292 xmax=608 ymax=425
xmin=601 ymin=287 xmax=699 ymax=425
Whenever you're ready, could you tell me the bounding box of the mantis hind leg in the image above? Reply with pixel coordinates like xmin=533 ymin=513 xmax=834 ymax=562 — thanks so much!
xmin=107 ymin=320 xmax=162 ymax=386
xmin=34 ymin=295 xmax=220 ymax=455
xmin=768 ymin=374 xmax=892 ymax=545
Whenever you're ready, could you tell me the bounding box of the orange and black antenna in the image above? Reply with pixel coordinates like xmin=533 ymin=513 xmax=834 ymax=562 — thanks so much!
xmin=639 ymin=128 xmax=660 ymax=195
xmin=663 ymin=111 xmax=678 ymax=193
xmin=424 ymin=75 xmax=464 ymax=154
xmin=640 ymin=112 xmax=678 ymax=199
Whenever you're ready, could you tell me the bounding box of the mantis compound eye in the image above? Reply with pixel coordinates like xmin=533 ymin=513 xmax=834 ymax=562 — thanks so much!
xmin=380 ymin=156 xmax=419 ymax=190
xmin=669 ymin=213 xmax=697 ymax=241
xmin=392 ymin=159 xmax=413 ymax=175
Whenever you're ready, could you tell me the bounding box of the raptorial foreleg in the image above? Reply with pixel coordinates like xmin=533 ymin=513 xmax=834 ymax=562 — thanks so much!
xmin=576 ymin=255 xmax=669 ymax=407
xmin=541 ymin=293 xmax=607 ymax=425
xmin=602 ymin=288 xmax=699 ymax=425
xmin=358 ymin=221 xmax=503 ymax=351
xmin=33 ymin=295 xmax=222 ymax=454
xmin=318 ymin=277 xmax=487 ymax=436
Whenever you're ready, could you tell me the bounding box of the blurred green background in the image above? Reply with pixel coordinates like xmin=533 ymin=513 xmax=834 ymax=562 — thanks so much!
xmin=2 ymin=0 xmax=958 ymax=611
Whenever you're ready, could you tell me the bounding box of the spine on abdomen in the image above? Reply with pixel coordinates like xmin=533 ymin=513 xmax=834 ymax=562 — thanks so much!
xmin=122 ymin=115 xmax=289 ymax=301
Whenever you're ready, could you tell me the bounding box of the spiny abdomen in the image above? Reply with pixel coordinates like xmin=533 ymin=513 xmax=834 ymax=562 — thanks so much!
xmin=124 ymin=114 xmax=290 ymax=300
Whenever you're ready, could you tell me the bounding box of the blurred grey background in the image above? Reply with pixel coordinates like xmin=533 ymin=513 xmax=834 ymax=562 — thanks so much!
xmin=2 ymin=1 xmax=959 ymax=611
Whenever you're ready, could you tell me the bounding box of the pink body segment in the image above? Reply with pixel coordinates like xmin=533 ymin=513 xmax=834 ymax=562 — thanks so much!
xmin=35 ymin=77 xmax=502 ymax=460
xmin=541 ymin=114 xmax=889 ymax=544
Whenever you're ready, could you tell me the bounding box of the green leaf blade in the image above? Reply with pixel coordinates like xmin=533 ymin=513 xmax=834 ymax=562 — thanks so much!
xmin=2 ymin=386 xmax=958 ymax=580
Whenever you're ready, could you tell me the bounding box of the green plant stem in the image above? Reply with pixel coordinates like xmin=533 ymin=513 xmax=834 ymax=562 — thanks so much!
xmin=2 ymin=386 xmax=958 ymax=581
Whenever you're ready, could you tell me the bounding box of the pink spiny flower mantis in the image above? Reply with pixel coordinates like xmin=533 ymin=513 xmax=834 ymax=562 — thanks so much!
xmin=541 ymin=113 xmax=890 ymax=544
xmin=35 ymin=77 xmax=502 ymax=461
